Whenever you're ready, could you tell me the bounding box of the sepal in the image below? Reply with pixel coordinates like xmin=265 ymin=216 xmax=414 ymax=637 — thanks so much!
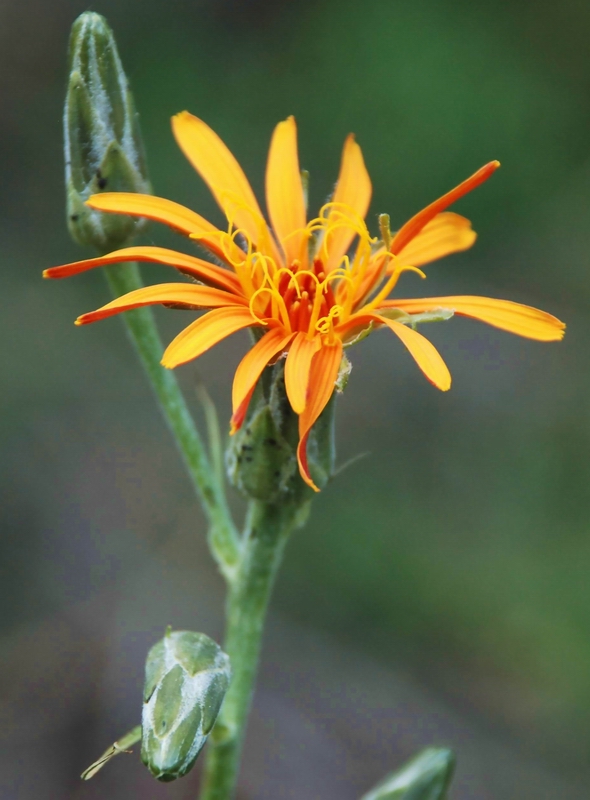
xmin=360 ymin=748 xmax=455 ymax=800
xmin=227 ymin=360 xmax=337 ymax=502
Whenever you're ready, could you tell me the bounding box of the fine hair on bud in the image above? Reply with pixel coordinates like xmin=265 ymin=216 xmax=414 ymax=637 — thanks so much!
xmin=64 ymin=12 xmax=151 ymax=250
xmin=141 ymin=629 xmax=231 ymax=782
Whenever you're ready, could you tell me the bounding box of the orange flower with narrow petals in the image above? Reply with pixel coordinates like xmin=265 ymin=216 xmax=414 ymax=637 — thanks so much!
xmin=45 ymin=112 xmax=565 ymax=491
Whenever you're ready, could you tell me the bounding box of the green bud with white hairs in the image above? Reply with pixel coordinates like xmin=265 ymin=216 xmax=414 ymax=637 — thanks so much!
xmin=141 ymin=629 xmax=232 ymax=782
xmin=226 ymin=358 xmax=337 ymax=504
xmin=65 ymin=12 xmax=151 ymax=250
xmin=360 ymin=748 xmax=455 ymax=800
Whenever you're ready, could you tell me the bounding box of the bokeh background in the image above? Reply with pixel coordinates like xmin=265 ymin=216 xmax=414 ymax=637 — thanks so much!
xmin=2 ymin=0 xmax=589 ymax=797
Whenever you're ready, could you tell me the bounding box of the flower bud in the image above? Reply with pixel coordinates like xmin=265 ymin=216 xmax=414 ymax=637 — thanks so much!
xmin=65 ymin=12 xmax=151 ymax=250
xmin=141 ymin=629 xmax=231 ymax=782
xmin=360 ymin=748 xmax=455 ymax=800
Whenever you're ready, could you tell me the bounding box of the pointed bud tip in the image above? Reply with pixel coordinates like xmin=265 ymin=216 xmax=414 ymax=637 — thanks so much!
xmin=361 ymin=747 xmax=455 ymax=800
xmin=64 ymin=12 xmax=151 ymax=250
xmin=72 ymin=11 xmax=110 ymax=28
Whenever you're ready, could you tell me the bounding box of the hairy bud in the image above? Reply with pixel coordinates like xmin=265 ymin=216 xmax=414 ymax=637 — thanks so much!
xmin=65 ymin=12 xmax=151 ymax=250
xmin=141 ymin=629 xmax=231 ymax=782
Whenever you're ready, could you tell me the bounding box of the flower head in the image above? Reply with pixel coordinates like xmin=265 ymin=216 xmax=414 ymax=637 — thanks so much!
xmin=46 ymin=113 xmax=565 ymax=490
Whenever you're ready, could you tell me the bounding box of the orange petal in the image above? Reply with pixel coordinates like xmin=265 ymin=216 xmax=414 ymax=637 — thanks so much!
xmin=265 ymin=117 xmax=307 ymax=267
xmin=76 ymin=284 xmax=247 ymax=325
xmin=325 ymin=134 xmax=372 ymax=273
xmin=87 ymin=192 xmax=211 ymax=235
xmin=381 ymin=296 xmax=566 ymax=342
xmin=297 ymin=340 xmax=343 ymax=492
xmin=395 ymin=212 xmax=476 ymax=267
xmin=284 ymin=332 xmax=321 ymax=414
xmin=86 ymin=193 xmax=240 ymax=264
xmin=334 ymin=312 xmax=377 ymax=342
xmin=161 ymin=306 xmax=259 ymax=368
xmin=390 ymin=161 xmax=500 ymax=255
xmin=172 ymin=112 xmax=281 ymax=263
xmin=44 ymin=246 xmax=242 ymax=293
xmin=373 ymin=314 xmax=451 ymax=391
xmin=231 ymin=328 xmax=295 ymax=432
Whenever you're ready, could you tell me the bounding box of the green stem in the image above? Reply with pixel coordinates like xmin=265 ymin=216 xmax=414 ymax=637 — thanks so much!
xmin=104 ymin=262 xmax=240 ymax=577
xmin=199 ymin=499 xmax=298 ymax=800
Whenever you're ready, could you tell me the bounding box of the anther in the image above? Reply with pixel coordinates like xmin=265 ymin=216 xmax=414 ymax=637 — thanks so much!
xmin=278 ymin=273 xmax=291 ymax=294
xmin=289 ymin=299 xmax=301 ymax=329
xmin=313 ymin=258 xmax=324 ymax=276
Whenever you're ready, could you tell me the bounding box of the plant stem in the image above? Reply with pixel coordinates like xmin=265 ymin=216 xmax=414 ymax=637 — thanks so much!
xmin=104 ymin=262 xmax=240 ymax=577
xmin=199 ymin=499 xmax=298 ymax=800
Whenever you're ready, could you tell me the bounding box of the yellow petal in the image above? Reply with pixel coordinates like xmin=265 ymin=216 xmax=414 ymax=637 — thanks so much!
xmin=382 ymin=296 xmax=566 ymax=342
xmin=372 ymin=314 xmax=452 ymax=391
xmin=265 ymin=117 xmax=307 ymax=267
xmin=325 ymin=134 xmax=372 ymax=273
xmin=395 ymin=212 xmax=476 ymax=267
xmin=161 ymin=306 xmax=259 ymax=368
xmin=231 ymin=328 xmax=295 ymax=432
xmin=45 ymin=245 xmax=242 ymax=293
xmin=297 ymin=340 xmax=343 ymax=492
xmin=284 ymin=332 xmax=321 ymax=414
xmin=172 ymin=112 xmax=281 ymax=263
xmin=76 ymin=284 xmax=246 ymax=325
xmin=390 ymin=161 xmax=500 ymax=255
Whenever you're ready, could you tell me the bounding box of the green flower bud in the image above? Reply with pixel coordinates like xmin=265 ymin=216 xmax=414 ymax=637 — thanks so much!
xmin=226 ymin=359 xmax=336 ymax=503
xmin=226 ymin=396 xmax=296 ymax=502
xmin=141 ymin=629 xmax=231 ymax=782
xmin=65 ymin=12 xmax=151 ymax=250
xmin=360 ymin=748 xmax=455 ymax=800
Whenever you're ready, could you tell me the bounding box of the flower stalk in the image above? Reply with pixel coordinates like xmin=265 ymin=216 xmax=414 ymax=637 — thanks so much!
xmin=199 ymin=499 xmax=301 ymax=800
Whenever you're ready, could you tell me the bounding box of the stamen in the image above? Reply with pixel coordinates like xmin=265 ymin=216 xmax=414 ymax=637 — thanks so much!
xmin=219 ymin=190 xmax=279 ymax=262
xmin=280 ymin=226 xmax=311 ymax=270
xmin=248 ymin=286 xmax=292 ymax=331
xmin=315 ymin=305 xmax=344 ymax=342
xmin=289 ymin=299 xmax=301 ymax=329
xmin=273 ymin=268 xmax=301 ymax=298
xmin=298 ymin=298 xmax=313 ymax=332
xmin=305 ymin=201 xmax=374 ymax=273
xmin=350 ymin=248 xmax=392 ymax=310
xmin=361 ymin=258 xmax=427 ymax=313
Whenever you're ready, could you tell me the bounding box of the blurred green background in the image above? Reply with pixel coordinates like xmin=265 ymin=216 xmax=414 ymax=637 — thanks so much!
xmin=2 ymin=0 xmax=589 ymax=797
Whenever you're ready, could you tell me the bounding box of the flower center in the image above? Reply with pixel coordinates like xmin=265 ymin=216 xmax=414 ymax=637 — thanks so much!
xmin=207 ymin=199 xmax=422 ymax=338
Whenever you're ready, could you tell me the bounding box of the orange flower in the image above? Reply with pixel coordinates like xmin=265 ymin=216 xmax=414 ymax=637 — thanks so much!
xmin=45 ymin=113 xmax=565 ymax=491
